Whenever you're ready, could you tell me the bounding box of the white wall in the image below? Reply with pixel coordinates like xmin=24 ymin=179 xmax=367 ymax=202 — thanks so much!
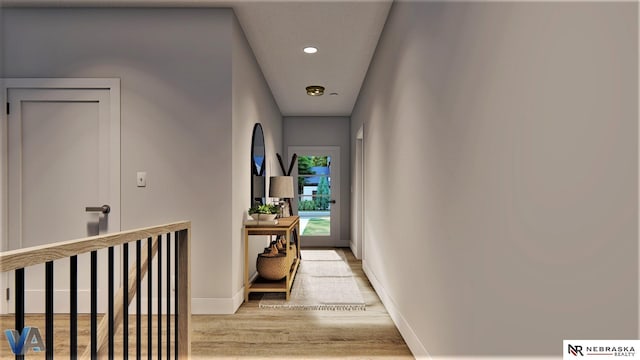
xmin=284 ymin=116 xmax=351 ymax=244
xmin=2 ymin=8 xmax=282 ymax=314
xmin=352 ymin=2 xmax=638 ymax=358
xmin=231 ymin=14 xmax=283 ymax=311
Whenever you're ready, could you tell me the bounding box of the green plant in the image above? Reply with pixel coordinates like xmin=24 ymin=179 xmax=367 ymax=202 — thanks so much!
xmin=248 ymin=203 xmax=279 ymax=215
xmin=316 ymin=177 xmax=330 ymax=210
xmin=298 ymin=200 xmax=316 ymax=211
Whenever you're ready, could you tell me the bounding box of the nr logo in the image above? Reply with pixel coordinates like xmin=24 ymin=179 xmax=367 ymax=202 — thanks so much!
xmin=568 ymin=344 xmax=584 ymax=356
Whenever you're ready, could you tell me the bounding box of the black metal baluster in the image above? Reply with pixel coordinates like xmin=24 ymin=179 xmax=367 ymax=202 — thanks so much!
xmin=123 ymin=243 xmax=129 ymax=360
xmin=90 ymin=251 xmax=97 ymax=360
xmin=147 ymin=237 xmax=152 ymax=360
xmin=174 ymin=232 xmax=179 ymax=360
xmin=45 ymin=261 xmax=53 ymax=360
xmin=108 ymin=247 xmax=114 ymax=360
xmin=166 ymin=233 xmax=171 ymax=359
xmin=15 ymin=268 xmax=24 ymax=360
xmin=136 ymin=240 xmax=142 ymax=359
xmin=157 ymin=235 xmax=162 ymax=359
xmin=70 ymin=256 xmax=77 ymax=360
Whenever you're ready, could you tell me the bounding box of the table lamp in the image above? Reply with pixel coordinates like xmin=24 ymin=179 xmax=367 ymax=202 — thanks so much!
xmin=269 ymin=176 xmax=294 ymax=217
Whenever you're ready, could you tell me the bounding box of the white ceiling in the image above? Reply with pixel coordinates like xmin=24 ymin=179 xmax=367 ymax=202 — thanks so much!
xmin=234 ymin=1 xmax=391 ymax=116
xmin=1 ymin=0 xmax=392 ymax=116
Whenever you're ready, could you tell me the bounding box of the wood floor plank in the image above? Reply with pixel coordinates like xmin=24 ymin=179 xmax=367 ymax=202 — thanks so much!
xmin=0 ymin=248 xmax=413 ymax=359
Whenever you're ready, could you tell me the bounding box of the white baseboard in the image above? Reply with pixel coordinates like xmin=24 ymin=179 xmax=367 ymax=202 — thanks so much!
xmin=231 ymin=287 xmax=245 ymax=313
xmin=349 ymin=240 xmax=361 ymax=259
xmin=13 ymin=290 xmax=106 ymax=313
xmin=362 ymin=265 xmax=561 ymax=360
xmin=363 ymin=261 xmax=431 ymax=359
xmin=2 ymin=291 xmax=246 ymax=315
xmin=192 ymin=288 xmax=245 ymax=315
xmin=132 ymin=297 xmax=176 ymax=314
xmin=7 ymin=291 xmax=178 ymax=315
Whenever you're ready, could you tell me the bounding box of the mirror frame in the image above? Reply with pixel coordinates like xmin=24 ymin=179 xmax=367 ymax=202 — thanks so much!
xmin=250 ymin=123 xmax=266 ymax=205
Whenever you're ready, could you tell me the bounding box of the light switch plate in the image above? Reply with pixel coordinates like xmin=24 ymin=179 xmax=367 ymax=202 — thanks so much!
xmin=137 ymin=172 xmax=147 ymax=187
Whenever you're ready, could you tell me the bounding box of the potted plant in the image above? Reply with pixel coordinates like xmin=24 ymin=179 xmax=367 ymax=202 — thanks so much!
xmin=248 ymin=203 xmax=279 ymax=221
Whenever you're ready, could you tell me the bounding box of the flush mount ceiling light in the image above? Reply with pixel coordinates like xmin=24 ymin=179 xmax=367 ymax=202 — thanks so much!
xmin=303 ymin=46 xmax=318 ymax=54
xmin=306 ymin=85 xmax=325 ymax=96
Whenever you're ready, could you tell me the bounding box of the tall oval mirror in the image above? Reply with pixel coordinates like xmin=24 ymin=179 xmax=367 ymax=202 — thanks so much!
xmin=251 ymin=123 xmax=266 ymax=205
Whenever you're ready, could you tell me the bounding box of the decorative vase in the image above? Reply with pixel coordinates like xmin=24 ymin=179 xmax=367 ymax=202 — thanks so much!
xmin=253 ymin=213 xmax=277 ymax=221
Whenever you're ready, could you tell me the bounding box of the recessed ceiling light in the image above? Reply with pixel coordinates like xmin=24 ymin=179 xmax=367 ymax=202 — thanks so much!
xmin=306 ymin=85 xmax=325 ymax=96
xmin=303 ymin=46 xmax=318 ymax=54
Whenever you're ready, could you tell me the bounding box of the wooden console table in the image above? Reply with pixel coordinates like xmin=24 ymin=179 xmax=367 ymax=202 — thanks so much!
xmin=244 ymin=216 xmax=301 ymax=302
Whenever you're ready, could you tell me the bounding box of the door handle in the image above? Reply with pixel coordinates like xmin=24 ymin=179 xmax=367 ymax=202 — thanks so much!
xmin=329 ymin=200 xmax=336 ymax=204
xmin=85 ymin=204 xmax=111 ymax=214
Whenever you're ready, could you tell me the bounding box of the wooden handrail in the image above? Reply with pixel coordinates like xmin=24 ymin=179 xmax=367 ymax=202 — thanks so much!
xmin=0 ymin=221 xmax=190 ymax=272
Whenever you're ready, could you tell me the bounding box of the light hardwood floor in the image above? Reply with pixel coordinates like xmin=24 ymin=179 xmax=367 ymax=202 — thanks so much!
xmin=0 ymin=248 xmax=413 ymax=359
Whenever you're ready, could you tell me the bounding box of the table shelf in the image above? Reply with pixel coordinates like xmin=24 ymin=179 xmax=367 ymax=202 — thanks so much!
xmin=244 ymin=216 xmax=300 ymax=302
xmin=247 ymin=258 xmax=299 ymax=292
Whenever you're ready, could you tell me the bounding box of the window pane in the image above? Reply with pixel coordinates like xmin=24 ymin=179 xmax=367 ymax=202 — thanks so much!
xmin=297 ymin=176 xmax=331 ymax=208
xmin=298 ymin=156 xmax=331 ymax=236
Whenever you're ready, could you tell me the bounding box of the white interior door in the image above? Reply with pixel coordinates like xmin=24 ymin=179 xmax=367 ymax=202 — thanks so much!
xmin=2 ymin=79 xmax=120 ymax=314
xmin=289 ymin=146 xmax=341 ymax=247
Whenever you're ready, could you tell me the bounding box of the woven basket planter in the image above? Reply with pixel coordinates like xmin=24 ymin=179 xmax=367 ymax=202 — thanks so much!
xmin=256 ymin=253 xmax=289 ymax=280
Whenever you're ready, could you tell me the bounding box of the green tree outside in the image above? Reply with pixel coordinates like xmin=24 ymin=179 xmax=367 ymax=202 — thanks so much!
xmin=312 ymin=156 xmax=328 ymax=167
xmin=297 ymin=156 xmax=331 ymax=211
xmin=298 ymin=156 xmax=314 ymax=175
xmin=297 ymin=156 xmax=314 ymax=195
xmin=315 ymin=176 xmax=330 ymax=210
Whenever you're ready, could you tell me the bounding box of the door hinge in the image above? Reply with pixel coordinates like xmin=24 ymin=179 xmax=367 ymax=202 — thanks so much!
xmin=5 ymin=288 xmax=9 ymax=301
xmin=6 ymin=102 xmax=9 ymax=115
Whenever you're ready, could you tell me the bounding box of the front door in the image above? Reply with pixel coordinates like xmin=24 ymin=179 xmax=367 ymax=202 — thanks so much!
xmin=289 ymin=146 xmax=341 ymax=247
xmin=2 ymin=79 xmax=121 ymax=313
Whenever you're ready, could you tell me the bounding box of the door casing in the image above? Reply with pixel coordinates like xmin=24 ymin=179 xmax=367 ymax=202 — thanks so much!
xmin=352 ymin=125 xmax=364 ymax=259
xmin=288 ymin=146 xmax=343 ymax=247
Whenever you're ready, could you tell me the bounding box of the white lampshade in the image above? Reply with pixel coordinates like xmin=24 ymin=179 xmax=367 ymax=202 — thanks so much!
xmin=269 ymin=176 xmax=294 ymax=198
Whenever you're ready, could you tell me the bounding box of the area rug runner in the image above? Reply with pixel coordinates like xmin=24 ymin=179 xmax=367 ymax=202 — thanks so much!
xmin=298 ymin=249 xmax=343 ymax=261
xmin=259 ymin=249 xmax=366 ymax=311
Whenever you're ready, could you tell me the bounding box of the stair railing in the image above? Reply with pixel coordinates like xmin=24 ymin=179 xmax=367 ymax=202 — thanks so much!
xmin=0 ymin=221 xmax=191 ymax=359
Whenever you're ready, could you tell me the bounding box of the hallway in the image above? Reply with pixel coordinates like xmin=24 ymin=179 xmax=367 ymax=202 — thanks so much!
xmin=0 ymin=249 xmax=412 ymax=359
xmin=191 ymin=249 xmax=412 ymax=358
xmin=3 ymin=2 xmax=635 ymax=357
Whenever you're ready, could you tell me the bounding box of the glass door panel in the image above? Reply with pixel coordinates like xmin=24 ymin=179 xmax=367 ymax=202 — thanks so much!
xmin=297 ymin=155 xmax=332 ymax=236
xmin=289 ymin=146 xmax=341 ymax=246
